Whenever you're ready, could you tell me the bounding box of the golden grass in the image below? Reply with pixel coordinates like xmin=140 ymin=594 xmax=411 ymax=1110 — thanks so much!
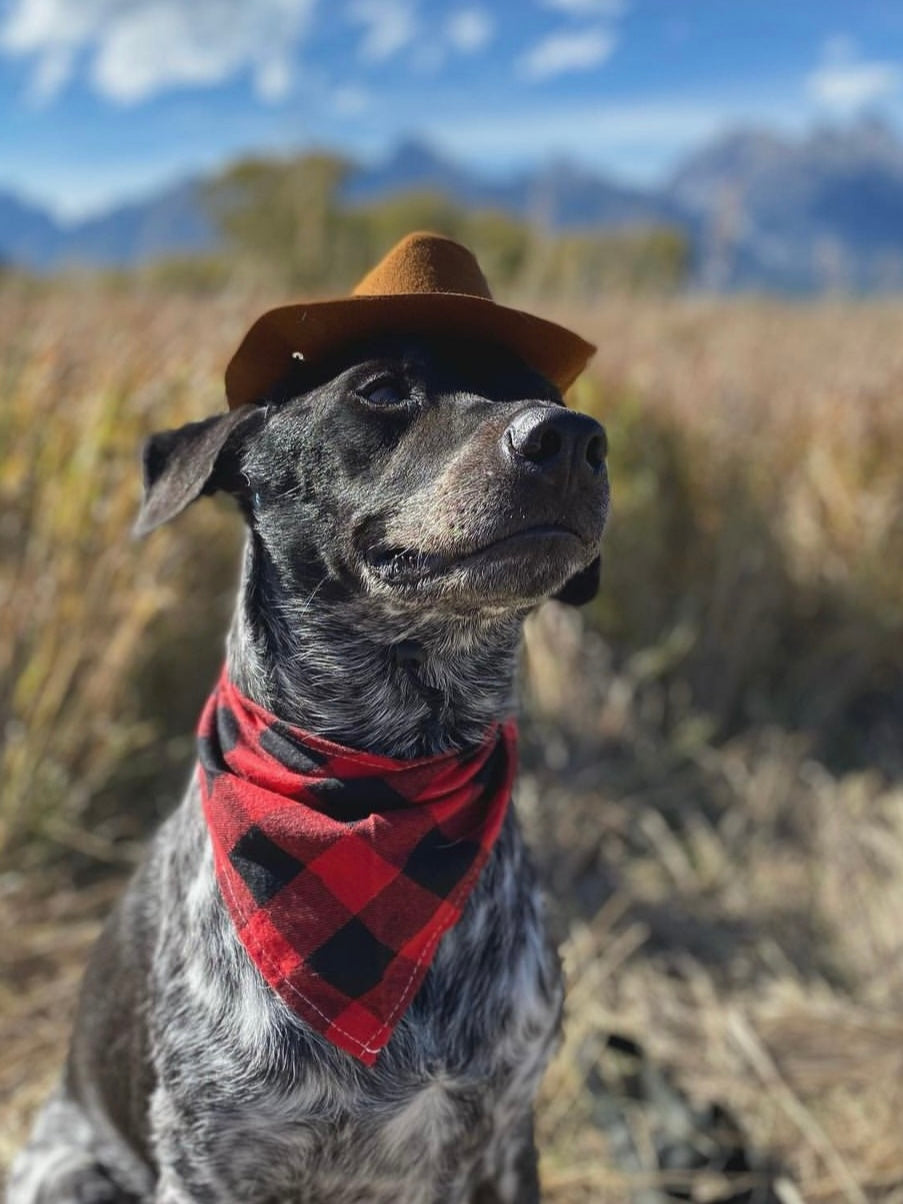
xmin=524 ymin=601 xmax=903 ymax=1202
xmin=2 ymin=278 xmax=902 ymax=1200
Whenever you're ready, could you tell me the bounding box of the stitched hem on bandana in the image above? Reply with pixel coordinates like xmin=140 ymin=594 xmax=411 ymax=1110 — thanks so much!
xmin=197 ymin=670 xmax=517 ymax=1065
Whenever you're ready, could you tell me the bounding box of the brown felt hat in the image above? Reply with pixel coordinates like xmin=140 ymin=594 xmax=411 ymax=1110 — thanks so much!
xmin=225 ymin=231 xmax=596 ymax=408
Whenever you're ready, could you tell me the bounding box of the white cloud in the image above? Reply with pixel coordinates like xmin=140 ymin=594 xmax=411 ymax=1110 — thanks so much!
xmin=347 ymin=0 xmax=488 ymax=73
xmin=347 ymin=0 xmax=417 ymax=63
xmin=540 ymin=0 xmax=626 ymax=15
xmin=0 ymin=0 xmax=316 ymax=105
xmin=255 ymin=57 xmax=294 ymax=104
xmin=808 ymin=62 xmax=901 ymax=110
xmin=518 ymin=28 xmax=615 ymax=81
xmin=806 ymin=37 xmax=901 ymax=112
xmin=29 ymin=45 xmax=76 ymax=103
xmin=425 ymin=93 xmax=814 ymax=181
xmin=432 ymin=99 xmax=717 ymax=160
xmin=445 ymin=8 xmax=494 ymax=54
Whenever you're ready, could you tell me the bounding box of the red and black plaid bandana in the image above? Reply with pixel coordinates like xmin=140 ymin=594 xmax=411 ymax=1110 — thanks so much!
xmin=197 ymin=672 xmax=517 ymax=1066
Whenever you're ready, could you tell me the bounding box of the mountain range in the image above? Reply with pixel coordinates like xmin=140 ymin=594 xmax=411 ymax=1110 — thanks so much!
xmin=4 ymin=116 xmax=903 ymax=291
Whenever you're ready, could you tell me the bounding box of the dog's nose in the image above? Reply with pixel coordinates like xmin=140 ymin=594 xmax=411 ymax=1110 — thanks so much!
xmin=503 ymin=407 xmax=607 ymax=480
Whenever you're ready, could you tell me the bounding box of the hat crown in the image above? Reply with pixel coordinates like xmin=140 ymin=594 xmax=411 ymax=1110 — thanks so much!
xmin=352 ymin=231 xmax=493 ymax=300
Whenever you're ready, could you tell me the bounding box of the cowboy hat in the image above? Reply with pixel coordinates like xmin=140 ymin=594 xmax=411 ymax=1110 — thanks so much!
xmin=225 ymin=231 xmax=596 ymax=408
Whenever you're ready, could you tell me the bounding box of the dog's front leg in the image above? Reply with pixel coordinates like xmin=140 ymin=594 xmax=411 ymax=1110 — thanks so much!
xmin=149 ymin=1090 xmax=222 ymax=1204
xmin=151 ymin=1148 xmax=214 ymax=1204
xmin=152 ymin=1156 xmax=222 ymax=1204
xmin=471 ymin=1114 xmax=541 ymax=1204
xmin=153 ymin=1172 xmax=204 ymax=1204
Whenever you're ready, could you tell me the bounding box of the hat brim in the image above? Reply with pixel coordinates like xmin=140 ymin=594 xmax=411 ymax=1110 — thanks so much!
xmin=225 ymin=292 xmax=596 ymax=409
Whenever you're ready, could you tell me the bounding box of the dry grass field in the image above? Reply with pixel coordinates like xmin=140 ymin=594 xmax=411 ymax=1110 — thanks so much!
xmin=2 ymin=276 xmax=902 ymax=1201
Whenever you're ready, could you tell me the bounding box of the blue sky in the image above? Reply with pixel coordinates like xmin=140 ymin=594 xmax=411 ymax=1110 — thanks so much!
xmin=2 ymin=0 xmax=902 ymax=221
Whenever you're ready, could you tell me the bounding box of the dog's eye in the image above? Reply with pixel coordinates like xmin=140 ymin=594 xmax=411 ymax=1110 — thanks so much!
xmin=357 ymin=377 xmax=407 ymax=407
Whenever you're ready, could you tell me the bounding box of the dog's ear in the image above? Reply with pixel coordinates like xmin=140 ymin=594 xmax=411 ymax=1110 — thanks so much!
xmin=552 ymin=554 xmax=601 ymax=606
xmin=133 ymin=404 xmax=264 ymax=536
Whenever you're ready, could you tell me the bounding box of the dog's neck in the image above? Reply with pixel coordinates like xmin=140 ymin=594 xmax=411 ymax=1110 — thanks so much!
xmin=224 ymin=540 xmax=523 ymax=759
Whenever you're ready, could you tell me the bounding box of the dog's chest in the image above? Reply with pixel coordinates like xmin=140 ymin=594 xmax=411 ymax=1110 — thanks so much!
xmin=158 ymin=801 xmax=561 ymax=1202
xmin=229 ymin=966 xmax=558 ymax=1204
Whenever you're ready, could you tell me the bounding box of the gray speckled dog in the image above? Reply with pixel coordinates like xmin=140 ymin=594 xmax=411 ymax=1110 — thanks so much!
xmin=10 ymin=249 xmax=607 ymax=1204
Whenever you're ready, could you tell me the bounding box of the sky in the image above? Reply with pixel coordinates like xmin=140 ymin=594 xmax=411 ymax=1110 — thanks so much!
xmin=1 ymin=0 xmax=903 ymax=222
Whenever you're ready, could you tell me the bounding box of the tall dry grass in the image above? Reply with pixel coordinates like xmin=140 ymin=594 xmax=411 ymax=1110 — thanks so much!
xmin=0 ymin=279 xmax=249 ymax=860
xmin=1 ymin=277 xmax=902 ymax=1200
xmin=571 ymin=296 xmax=903 ymax=769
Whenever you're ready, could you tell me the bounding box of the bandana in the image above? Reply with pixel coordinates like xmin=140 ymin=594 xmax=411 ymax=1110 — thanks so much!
xmin=197 ymin=672 xmax=517 ymax=1065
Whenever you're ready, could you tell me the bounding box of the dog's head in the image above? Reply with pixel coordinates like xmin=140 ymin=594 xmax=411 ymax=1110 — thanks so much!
xmin=136 ymin=334 xmax=609 ymax=614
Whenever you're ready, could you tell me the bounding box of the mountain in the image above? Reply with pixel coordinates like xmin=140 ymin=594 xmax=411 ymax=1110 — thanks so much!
xmin=668 ymin=117 xmax=903 ymax=290
xmin=344 ymin=138 xmax=674 ymax=229
xmin=59 ymin=179 xmax=216 ymax=266
xmin=1 ymin=144 xmax=669 ymax=272
xmin=344 ymin=139 xmax=489 ymax=205
xmin=3 ymin=117 xmax=903 ymax=291
xmin=506 ymin=158 xmax=680 ymax=228
xmin=0 ymin=178 xmax=216 ymax=271
xmin=0 ymin=192 xmax=64 ymax=268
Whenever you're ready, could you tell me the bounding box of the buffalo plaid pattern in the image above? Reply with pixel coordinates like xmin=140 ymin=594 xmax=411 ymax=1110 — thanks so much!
xmin=197 ymin=672 xmax=517 ymax=1065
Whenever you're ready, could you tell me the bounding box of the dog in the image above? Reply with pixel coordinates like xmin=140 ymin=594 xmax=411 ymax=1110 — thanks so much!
xmin=9 ymin=237 xmax=608 ymax=1204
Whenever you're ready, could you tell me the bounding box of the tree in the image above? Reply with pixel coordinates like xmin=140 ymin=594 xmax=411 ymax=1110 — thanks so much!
xmin=205 ymin=153 xmax=356 ymax=290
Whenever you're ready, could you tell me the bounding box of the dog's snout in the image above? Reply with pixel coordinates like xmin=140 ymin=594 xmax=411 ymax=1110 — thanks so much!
xmin=504 ymin=407 xmax=606 ymax=479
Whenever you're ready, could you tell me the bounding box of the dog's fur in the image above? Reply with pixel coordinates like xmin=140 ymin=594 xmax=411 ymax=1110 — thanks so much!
xmin=9 ymin=333 xmax=608 ymax=1204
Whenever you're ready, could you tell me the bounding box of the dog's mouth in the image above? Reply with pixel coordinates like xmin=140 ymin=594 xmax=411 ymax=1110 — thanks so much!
xmin=364 ymin=524 xmax=589 ymax=592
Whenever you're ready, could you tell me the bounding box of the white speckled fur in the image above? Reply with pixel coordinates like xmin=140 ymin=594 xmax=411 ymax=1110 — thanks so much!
xmin=9 ymin=336 xmax=608 ymax=1204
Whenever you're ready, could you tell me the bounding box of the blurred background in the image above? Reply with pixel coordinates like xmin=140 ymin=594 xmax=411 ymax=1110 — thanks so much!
xmin=2 ymin=1 xmax=903 ymax=1200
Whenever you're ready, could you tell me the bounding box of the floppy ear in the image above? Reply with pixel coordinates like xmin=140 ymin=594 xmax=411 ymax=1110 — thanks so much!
xmin=552 ymin=554 xmax=601 ymax=607
xmin=133 ymin=404 xmax=264 ymax=536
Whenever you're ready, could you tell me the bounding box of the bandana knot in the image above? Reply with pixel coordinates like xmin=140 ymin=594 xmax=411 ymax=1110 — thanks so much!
xmin=198 ymin=672 xmax=517 ymax=1065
